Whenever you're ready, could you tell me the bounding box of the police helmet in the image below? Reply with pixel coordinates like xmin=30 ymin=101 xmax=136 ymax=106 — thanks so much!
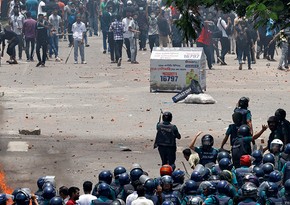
xmin=42 ymin=181 xmax=54 ymax=190
xmin=15 ymin=192 xmax=30 ymax=205
xmin=241 ymin=182 xmax=258 ymax=198
xmin=184 ymin=180 xmax=199 ymax=195
xmin=42 ymin=186 xmax=56 ymax=200
xmin=252 ymin=150 xmax=263 ymax=163
xmin=98 ymin=183 xmax=110 ymax=197
xmin=284 ymin=143 xmax=290 ymax=154
xmin=262 ymin=153 xmax=275 ymax=165
xmin=262 ymin=163 xmax=274 ymax=176
xmin=208 ymin=175 xmax=220 ymax=187
xmin=243 ymin=174 xmax=259 ymax=187
xmin=99 ymin=170 xmax=113 ymax=184
xmin=253 ymin=166 xmax=264 ymax=178
xmin=110 ymin=199 xmax=125 ymax=205
xmin=118 ymin=173 xmax=130 ymax=186
xmin=267 ymin=116 xmax=278 ymax=124
xmin=266 ymin=182 xmax=279 ymax=197
xmin=219 ymin=170 xmax=232 ymax=183
xmin=160 ymin=175 xmax=173 ymax=186
xmin=113 ymin=166 xmax=127 ymax=178
xmin=172 ymin=170 xmax=185 ymax=184
xmin=199 ymin=181 xmax=216 ymax=195
xmin=218 ymin=158 xmax=233 ymax=171
xmin=201 ymin=135 xmax=214 ymax=149
xmin=160 ymin=164 xmax=173 ymax=176
xmin=217 ymin=151 xmax=231 ymax=162
xmin=162 ymin=112 xmax=172 ymax=122
xmin=238 ymin=97 xmax=249 ymax=108
xmin=144 ymin=179 xmax=157 ymax=193
xmin=240 ymin=155 xmax=251 ymax=167
xmin=238 ymin=125 xmax=251 ymax=137
xmin=37 ymin=177 xmax=46 ymax=190
xmin=130 ymin=168 xmax=143 ymax=182
xmin=190 ymin=171 xmax=203 ymax=182
xmin=269 ymin=170 xmax=282 ymax=183
xmin=284 ymin=179 xmax=290 ymax=192
xmin=12 ymin=189 xmax=22 ymax=201
xmin=232 ymin=112 xmax=243 ymax=126
xmin=216 ymin=180 xmax=230 ymax=195
xmin=203 ymin=168 xmax=211 ymax=180
xmin=188 ymin=196 xmax=203 ymax=205
xmin=0 ymin=194 xmax=6 ymax=205
xmin=275 ymin=108 xmax=286 ymax=121
xmin=49 ymin=197 xmax=64 ymax=205
xmin=270 ymin=139 xmax=284 ymax=152
xmin=162 ymin=201 xmax=174 ymax=205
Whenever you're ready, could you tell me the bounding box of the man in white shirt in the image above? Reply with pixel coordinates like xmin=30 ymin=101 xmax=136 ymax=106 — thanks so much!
xmin=131 ymin=185 xmax=153 ymax=205
xmin=72 ymin=14 xmax=86 ymax=64
xmin=38 ymin=0 xmax=47 ymax=16
xmin=10 ymin=6 xmax=24 ymax=60
xmin=122 ymin=11 xmax=132 ymax=62
xmin=77 ymin=181 xmax=97 ymax=205
xmin=49 ymin=8 xmax=63 ymax=61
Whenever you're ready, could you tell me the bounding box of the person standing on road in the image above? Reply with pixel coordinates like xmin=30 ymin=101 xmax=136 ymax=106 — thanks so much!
xmin=122 ymin=11 xmax=132 ymax=62
xmin=154 ymin=111 xmax=181 ymax=170
xmin=66 ymin=187 xmax=80 ymax=205
xmin=77 ymin=181 xmax=97 ymax=205
xmin=128 ymin=12 xmax=139 ymax=64
xmin=23 ymin=11 xmax=37 ymax=61
xmin=109 ymin=14 xmax=124 ymax=67
xmin=36 ymin=13 xmax=49 ymax=67
xmin=10 ymin=6 xmax=24 ymax=61
xmin=72 ymin=14 xmax=87 ymax=64
xmin=217 ymin=14 xmax=230 ymax=65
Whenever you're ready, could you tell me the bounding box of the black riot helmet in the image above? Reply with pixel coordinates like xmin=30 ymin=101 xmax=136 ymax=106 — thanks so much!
xmin=275 ymin=108 xmax=286 ymax=121
xmin=238 ymin=97 xmax=249 ymax=109
xmin=241 ymin=182 xmax=258 ymax=198
xmin=201 ymin=134 xmax=214 ymax=150
xmin=238 ymin=125 xmax=251 ymax=137
xmin=162 ymin=112 xmax=172 ymax=122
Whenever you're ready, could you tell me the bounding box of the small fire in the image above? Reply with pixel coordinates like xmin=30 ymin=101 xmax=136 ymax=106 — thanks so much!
xmin=0 ymin=170 xmax=13 ymax=194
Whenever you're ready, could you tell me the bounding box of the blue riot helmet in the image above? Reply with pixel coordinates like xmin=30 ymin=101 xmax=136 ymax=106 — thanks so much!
xmin=190 ymin=171 xmax=203 ymax=182
xmin=144 ymin=179 xmax=157 ymax=193
xmin=208 ymin=175 xmax=220 ymax=187
xmin=161 ymin=175 xmax=173 ymax=187
xmin=284 ymin=144 xmax=290 ymax=154
xmin=266 ymin=182 xmax=279 ymax=197
xmin=253 ymin=166 xmax=264 ymax=178
xmin=262 ymin=163 xmax=274 ymax=177
xmin=12 ymin=189 xmax=22 ymax=201
xmin=262 ymin=153 xmax=275 ymax=165
xmin=184 ymin=180 xmax=199 ymax=195
xmin=172 ymin=170 xmax=185 ymax=184
xmin=216 ymin=180 xmax=230 ymax=195
xmin=241 ymin=182 xmax=258 ymax=199
xmin=269 ymin=170 xmax=282 ymax=185
xmin=37 ymin=177 xmax=46 ymax=190
xmin=42 ymin=186 xmax=56 ymax=200
xmin=238 ymin=125 xmax=251 ymax=137
xmin=162 ymin=112 xmax=172 ymax=122
xmin=119 ymin=173 xmax=130 ymax=186
xmin=199 ymin=181 xmax=216 ymax=196
xmin=203 ymin=168 xmax=211 ymax=180
xmin=243 ymin=174 xmax=259 ymax=187
xmin=218 ymin=158 xmax=233 ymax=171
xmin=15 ymin=192 xmax=30 ymax=205
xmin=99 ymin=170 xmax=113 ymax=184
xmin=217 ymin=151 xmax=231 ymax=162
xmin=110 ymin=199 xmax=125 ymax=205
xmin=188 ymin=196 xmax=203 ymax=205
xmin=114 ymin=166 xmax=126 ymax=178
xmin=252 ymin=150 xmax=263 ymax=164
xmin=130 ymin=168 xmax=143 ymax=182
xmin=42 ymin=181 xmax=54 ymax=190
xmin=201 ymin=135 xmax=214 ymax=150
xmin=98 ymin=183 xmax=110 ymax=197
xmin=0 ymin=194 xmax=7 ymax=205
xmin=49 ymin=197 xmax=63 ymax=205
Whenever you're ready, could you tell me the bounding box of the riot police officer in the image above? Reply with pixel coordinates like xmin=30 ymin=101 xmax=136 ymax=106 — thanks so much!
xmin=154 ymin=112 xmax=181 ymax=170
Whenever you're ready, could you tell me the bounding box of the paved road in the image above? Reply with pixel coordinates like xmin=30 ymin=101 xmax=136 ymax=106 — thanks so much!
xmin=0 ymin=35 xmax=289 ymax=191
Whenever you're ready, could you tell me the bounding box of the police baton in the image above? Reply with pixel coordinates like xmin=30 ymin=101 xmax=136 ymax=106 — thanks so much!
xmin=181 ymin=161 xmax=190 ymax=179
xmin=158 ymin=109 xmax=163 ymax=123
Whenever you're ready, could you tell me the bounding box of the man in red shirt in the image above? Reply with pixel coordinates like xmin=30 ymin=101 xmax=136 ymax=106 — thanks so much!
xmin=66 ymin=187 xmax=80 ymax=205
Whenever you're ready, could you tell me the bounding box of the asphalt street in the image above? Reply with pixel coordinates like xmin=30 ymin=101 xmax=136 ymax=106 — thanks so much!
xmin=0 ymin=35 xmax=289 ymax=191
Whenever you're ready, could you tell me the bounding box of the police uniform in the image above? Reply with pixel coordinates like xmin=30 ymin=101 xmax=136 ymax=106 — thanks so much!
xmin=194 ymin=147 xmax=218 ymax=166
xmin=154 ymin=121 xmax=181 ymax=170
xmin=237 ymin=198 xmax=260 ymax=205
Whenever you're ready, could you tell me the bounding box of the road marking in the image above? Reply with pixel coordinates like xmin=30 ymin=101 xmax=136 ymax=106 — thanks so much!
xmin=7 ymin=141 xmax=28 ymax=152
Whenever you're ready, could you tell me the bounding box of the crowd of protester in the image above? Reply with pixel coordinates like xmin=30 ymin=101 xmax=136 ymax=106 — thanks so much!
xmin=0 ymin=0 xmax=288 ymax=69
